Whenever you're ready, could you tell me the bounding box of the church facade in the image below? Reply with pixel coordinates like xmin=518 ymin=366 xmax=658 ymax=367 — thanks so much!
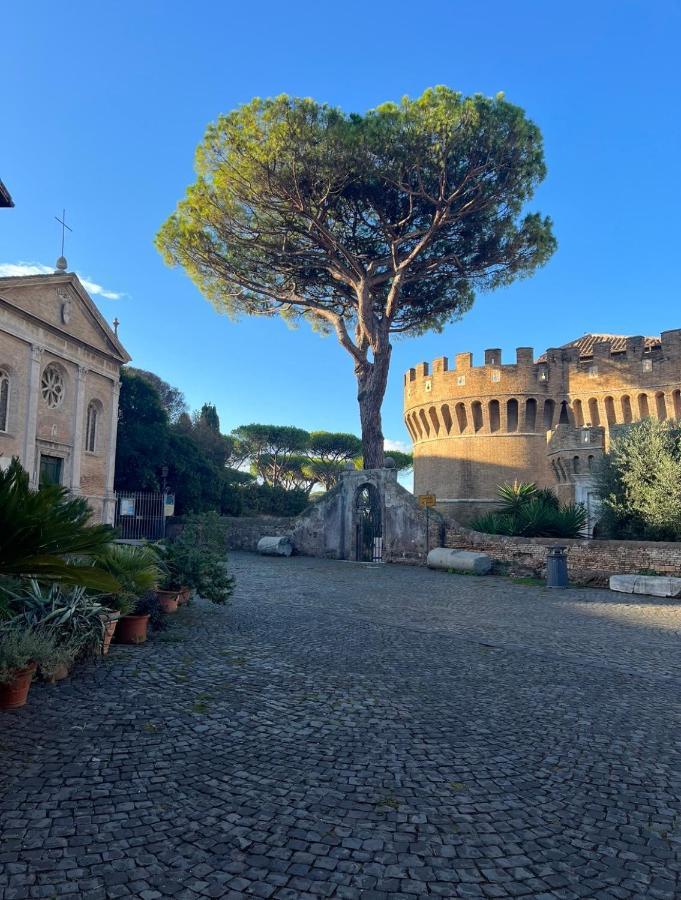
xmin=0 ymin=270 xmax=130 ymax=523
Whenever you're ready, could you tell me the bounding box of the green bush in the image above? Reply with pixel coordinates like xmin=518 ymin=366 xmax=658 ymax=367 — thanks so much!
xmin=96 ymin=544 xmax=164 ymax=614
xmin=471 ymin=482 xmax=587 ymax=538
xmin=0 ymin=625 xmax=58 ymax=683
xmin=162 ymin=513 xmax=234 ymax=605
xmin=595 ymin=419 xmax=681 ymax=541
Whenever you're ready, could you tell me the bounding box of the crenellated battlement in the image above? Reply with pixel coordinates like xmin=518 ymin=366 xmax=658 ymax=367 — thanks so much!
xmin=404 ymin=330 xmax=681 ymax=525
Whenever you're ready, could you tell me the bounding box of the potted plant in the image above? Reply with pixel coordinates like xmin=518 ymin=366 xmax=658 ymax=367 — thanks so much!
xmin=39 ymin=636 xmax=81 ymax=683
xmin=0 ymin=625 xmax=57 ymax=709
xmin=96 ymin=544 xmax=163 ymax=644
xmin=160 ymin=514 xmax=235 ymax=606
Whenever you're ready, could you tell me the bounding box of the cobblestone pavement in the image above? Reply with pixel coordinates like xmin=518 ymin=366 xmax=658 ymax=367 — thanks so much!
xmin=2 ymin=553 xmax=681 ymax=899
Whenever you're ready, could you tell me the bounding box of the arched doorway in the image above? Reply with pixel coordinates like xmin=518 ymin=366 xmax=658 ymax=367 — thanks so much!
xmin=355 ymin=483 xmax=383 ymax=562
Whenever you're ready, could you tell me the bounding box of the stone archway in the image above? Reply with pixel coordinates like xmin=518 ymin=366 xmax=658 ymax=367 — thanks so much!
xmin=354 ymin=482 xmax=383 ymax=562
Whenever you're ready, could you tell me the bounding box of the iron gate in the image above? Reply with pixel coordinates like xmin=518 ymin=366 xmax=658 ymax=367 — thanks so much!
xmin=114 ymin=491 xmax=165 ymax=541
xmin=355 ymin=483 xmax=383 ymax=562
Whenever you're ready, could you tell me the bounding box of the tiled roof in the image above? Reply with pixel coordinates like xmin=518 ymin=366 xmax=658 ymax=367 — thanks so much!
xmin=537 ymin=333 xmax=660 ymax=362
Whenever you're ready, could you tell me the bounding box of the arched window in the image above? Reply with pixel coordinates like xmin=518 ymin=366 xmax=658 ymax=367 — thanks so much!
xmin=525 ymin=398 xmax=537 ymax=431
xmin=85 ymin=401 xmax=99 ymax=452
xmin=428 ymin=406 xmax=440 ymax=435
xmin=487 ymin=400 xmax=499 ymax=433
xmin=418 ymin=409 xmax=430 ymax=437
xmin=588 ymin=454 xmax=595 ymax=472
xmin=573 ymin=399 xmax=584 ymax=427
xmin=673 ymin=390 xmax=681 ymax=421
xmin=507 ymin=398 xmax=519 ymax=432
xmin=588 ymin=398 xmax=600 ymax=426
xmin=638 ymin=393 xmax=650 ymax=419
xmin=0 ymin=369 xmax=9 ymax=432
xmin=558 ymin=400 xmax=570 ymax=425
xmin=655 ymin=392 xmax=667 ymax=421
xmin=455 ymin=402 xmax=468 ymax=433
xmin=441 ymin=404 xmax=453 ymax=434
xmin=543 ymin=399 xmax=555 ymax=430
xmin=472 ymin=400 xmax=483 ymax=433
xmin=621 ymin=395 xmax=633 ymax=424
xmin=604 ymin=396 xmax=616 ymax=426
xmin=573 ymin=456 xmax=581 ymax=474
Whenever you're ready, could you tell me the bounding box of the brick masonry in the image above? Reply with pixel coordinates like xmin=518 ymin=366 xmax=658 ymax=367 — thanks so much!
xmin=442 ymin=522 xmax=681 ymax=585
xmin=404 ymin=331 xmax=681 ymax=523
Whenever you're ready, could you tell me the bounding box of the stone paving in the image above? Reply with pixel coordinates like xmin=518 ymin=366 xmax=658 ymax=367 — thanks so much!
xmin=2 ymin=553 xmax=681 ymax=899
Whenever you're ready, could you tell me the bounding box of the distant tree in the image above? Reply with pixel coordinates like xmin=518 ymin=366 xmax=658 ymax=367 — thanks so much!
xmin=382 ymin=449 xmax=413 ymax=474
xmin=308 ymin=432 xmax=362 ymax=465
xmin=157 ymin=88 xmax=555 ymax=468
xmin=127 ymin=367 xmax=188 ymax=423
xmin=596 ymin=419 xmax=681 ymax=540
xmin=188 ymin=402 xmax=233 ymax=469
xmin=115 ymin=369 xmax=168 ymax=491
xmin=232 ymin=424 xmax=310 ymax=487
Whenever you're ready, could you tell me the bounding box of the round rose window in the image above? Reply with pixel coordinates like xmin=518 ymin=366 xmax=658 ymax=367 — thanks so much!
xmin=41 ymin=365 xmax=65 ymax=409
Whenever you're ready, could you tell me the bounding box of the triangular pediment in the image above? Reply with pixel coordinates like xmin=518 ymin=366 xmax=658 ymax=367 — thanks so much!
xmin=0 ymin=273 xmax=130 ymax=363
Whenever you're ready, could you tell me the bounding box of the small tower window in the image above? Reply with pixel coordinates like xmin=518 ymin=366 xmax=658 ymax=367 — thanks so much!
xmin=85 ymin=401 xmax=99 ymax=452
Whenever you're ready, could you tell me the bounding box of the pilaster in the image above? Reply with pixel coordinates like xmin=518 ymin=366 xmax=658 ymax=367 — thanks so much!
xmin=103 ymin=379 xmax=121 ymax=525
xmin=70 ymin=366 xmax=88 ymax=491
xmin=24 ymin=344 xmax=43 ymax=487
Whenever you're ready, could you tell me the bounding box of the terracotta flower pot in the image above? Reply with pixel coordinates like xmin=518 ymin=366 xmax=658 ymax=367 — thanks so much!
xmin=0 ymin=662 xmax=37 ymax=710
xmin=116 ymin=614 xmax=150 ymax=644
xmin=101 ymin=611 xmax=121 ymax=655
xmin=156 ymin=590 xmax=179 ymax=614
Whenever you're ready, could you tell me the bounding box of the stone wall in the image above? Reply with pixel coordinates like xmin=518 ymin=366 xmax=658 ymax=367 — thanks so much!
xmin=168 ymin=515 xmax=296 ymax=552
xmin=442 ymin=523 xmax=681 ymax=585
xmin=404 ymin=330 xmax=681 ymax=518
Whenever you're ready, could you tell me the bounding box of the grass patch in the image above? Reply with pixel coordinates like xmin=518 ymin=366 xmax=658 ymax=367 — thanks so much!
xmin=375 ymin=795 xmax=400 ymax=810
xmin=510 ymin=576 xmax=545 ymax=587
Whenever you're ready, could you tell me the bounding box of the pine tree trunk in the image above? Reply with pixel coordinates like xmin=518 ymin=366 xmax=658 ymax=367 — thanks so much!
xmin=356 ymin=345 xmax=391 ymax=469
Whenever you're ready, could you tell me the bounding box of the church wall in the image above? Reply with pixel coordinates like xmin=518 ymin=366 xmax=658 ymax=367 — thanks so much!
xmin=0 ymin=330 xmax=29 ymax=462
xmin=79 ymin=369 xmax=113 ymax=502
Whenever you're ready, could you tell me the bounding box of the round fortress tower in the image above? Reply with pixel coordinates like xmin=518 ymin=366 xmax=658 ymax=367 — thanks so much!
xmin=404 ymin=331 xmax=681 ymax=523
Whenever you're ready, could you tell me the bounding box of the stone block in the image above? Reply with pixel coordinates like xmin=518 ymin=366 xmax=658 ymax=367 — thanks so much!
xmin=609 ymin=574 xmax=681 ymax=598
xmin=427 ymin=548 xmax=492 ymax=574
xmin=257 ymin=536 xmax=293 ymax=557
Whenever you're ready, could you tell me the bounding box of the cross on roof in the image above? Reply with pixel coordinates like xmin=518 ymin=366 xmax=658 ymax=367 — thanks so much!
xmin=55 ymin=208 xmax=72 ymax=257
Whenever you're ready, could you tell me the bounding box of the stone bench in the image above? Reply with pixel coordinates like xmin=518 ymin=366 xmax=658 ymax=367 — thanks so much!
xmin=257 ymin=536 xmax=293 ymax=557
xmin=427 ymin=548 xmax=492 ymax=575
xmin=609 ymin=574 xmax=681 ymax=598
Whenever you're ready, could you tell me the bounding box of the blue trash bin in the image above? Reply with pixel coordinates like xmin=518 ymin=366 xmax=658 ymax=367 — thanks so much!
xmin=546 ymin=545 xmax=569 ymax=588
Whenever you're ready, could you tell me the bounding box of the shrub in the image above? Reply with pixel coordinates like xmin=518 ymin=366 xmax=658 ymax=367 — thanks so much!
xmin=134 ymin=591 xmax=167 ymax=633
xmin=471 ymin=482 xmax=587 ymax=538
xmin=162 ymin=513 xmax=234 ymax=604
xmin=0 ymin=625 xmax=58 ymax=683
xmin=595 ymin=419 xmax=681 ymax=541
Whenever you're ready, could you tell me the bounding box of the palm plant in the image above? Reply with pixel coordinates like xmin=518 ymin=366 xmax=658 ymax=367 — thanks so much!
xmin=471 ymin=482 xmax=587 ymax=539
xmin=96 ymin=544 xmax=164 ymax=614
xmin=0 ymin=459 xmax=118 ymax=590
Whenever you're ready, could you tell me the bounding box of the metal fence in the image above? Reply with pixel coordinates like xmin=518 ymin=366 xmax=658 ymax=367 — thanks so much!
xmin=114 ymin=491 xmax=166 ymax=541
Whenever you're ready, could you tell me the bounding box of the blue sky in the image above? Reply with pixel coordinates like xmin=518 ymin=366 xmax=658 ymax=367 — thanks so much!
xmin=2 ymin=0 xmax=680 ymax=458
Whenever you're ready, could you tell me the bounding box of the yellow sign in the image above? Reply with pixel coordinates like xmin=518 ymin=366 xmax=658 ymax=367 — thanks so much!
xmin=418 ymin=493 xmax=436 ymax=508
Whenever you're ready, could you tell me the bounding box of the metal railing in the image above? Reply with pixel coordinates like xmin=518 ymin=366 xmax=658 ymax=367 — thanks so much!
xmin=114 ymin=491 xmax=165 ymax=541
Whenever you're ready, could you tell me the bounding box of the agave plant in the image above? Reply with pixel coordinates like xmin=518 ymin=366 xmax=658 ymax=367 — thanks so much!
xmin=96 ymin=544 xmax=164 ymax=614
xmin=472 ymin=482 xmax=588 ymax=539
xmin=10 ymin=580 xmax=109 ymax=658
xmin=0 ymin=458 xmax=118 ymax=591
